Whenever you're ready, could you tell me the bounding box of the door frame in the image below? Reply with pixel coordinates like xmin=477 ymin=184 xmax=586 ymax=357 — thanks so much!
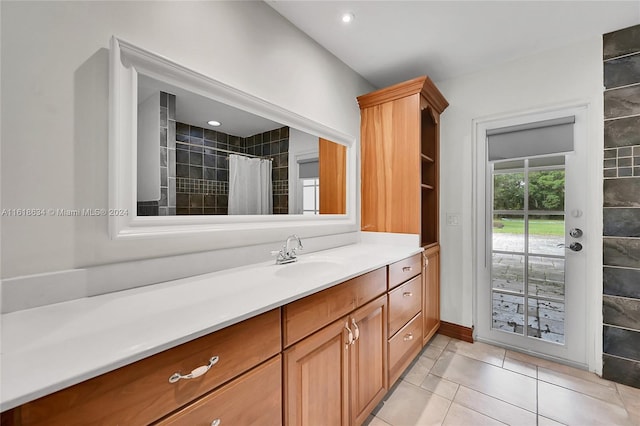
xmin=472 ymin=101 xmax=602 ymax=373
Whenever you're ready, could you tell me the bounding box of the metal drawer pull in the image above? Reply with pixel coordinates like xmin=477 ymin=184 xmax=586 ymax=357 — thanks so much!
xmin=169 ymin=356 xmax=219 ymax=383
xmin=402 ymin=266 xmax=412 ymax=272
xmin=211 ymin=420 xmax=221 ymax=426
xmin=351 ymin=318 xmax=360 ymax=342
xmin=403 ymin=333 xmax=414 ymax=342
xmin=403 ymin=292 xmax=413 ymax=297
xmin=345 ymin=322 xmax=354 ymax=347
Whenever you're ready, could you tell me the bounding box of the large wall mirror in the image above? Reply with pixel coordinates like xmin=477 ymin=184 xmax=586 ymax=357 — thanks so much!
xmin=109 ymin=37 xmax=356 ymax=240
xmin=137 ymin=74 xmax=347 ymax=217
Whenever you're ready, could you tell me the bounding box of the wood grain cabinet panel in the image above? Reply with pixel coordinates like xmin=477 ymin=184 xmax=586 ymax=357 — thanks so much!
xmin=358 ymin=76 xmax=448 ymax=349
xmin=156 ymin=355 xmax=282 ymax=426
xmin=388 ymin=312 xmax=423 ymax=385
xmin=284 ymin=318 xmax=350 ymax=426
xmin=388 ymin=275 xmax=422 ymax=337
xmin=423 ymin=246 xmax=441 ymax=345
xmin=388 ymin=253 xmax=421 ymax=290
xmin=284 ymin=295 xmax=389 ymax=426
xmin=283 ymin=268 xmax=386 ymax=348
xmin=319 ymin=137 xmax=347 ymax=214
xmin=349 ymin=295 xmax=388 ymax=426
xmin=5 ymin=309 xmax=281 ymax=426
xmin=360 ymin=95 xmax=421 ymax=234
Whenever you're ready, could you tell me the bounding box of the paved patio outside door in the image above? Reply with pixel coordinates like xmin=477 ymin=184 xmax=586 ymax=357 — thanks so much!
xmin=491 ymin=233 xmax=565 ymax=344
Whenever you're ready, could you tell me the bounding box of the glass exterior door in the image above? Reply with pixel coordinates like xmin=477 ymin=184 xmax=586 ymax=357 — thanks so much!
xmin=491 ymin=156 xmax=567 ymax=344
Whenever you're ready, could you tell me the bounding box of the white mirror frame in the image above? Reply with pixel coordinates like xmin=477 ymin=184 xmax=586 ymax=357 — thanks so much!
xmin=109 ymin=36 xmax=357 ymax=240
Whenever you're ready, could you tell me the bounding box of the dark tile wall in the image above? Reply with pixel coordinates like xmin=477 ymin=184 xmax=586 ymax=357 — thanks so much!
xmin=174 ymin=123 xmax=289 ymax=215
xmin=246 ymin=126 xmax=290 ymax=214
xmin=602 ymin=23 xmax=640 ymax=389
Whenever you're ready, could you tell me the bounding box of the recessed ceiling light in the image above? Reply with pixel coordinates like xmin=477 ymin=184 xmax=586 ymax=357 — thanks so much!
xmin=207 ymin=120 xmax=221 ymax=127
xmin=341 ymin=12 xmax=355 ymax=23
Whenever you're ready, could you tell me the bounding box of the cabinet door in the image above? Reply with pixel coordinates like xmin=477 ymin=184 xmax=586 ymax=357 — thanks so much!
xmin=349 ymin=295 xmax=388 ymax=426
xmin=361 ymin=94 xmax=421 ymax=234
xmin=423 ymin=246 xmax=441 ymax=345
xmin=284 ymin=318 xmax=350 ymax=426
xmin=319 ymin=137 xmax=347 ymax=214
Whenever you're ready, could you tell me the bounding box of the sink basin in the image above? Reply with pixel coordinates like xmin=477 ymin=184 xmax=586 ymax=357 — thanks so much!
xmin=274 ymin=259 xmax=345 ymax=278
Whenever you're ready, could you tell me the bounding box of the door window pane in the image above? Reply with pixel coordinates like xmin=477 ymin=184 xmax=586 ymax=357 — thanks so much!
xmin=492 ymin=253 xmax=524 ymax=294
xmin=527 ymin=298 xmax=565 ymax=344
xmin=528 ymin=170 xmax=565 ymax=211
xmin=528 ymin=215 xmax=565 ymax=256
xmin=490 ymin=157 xmax=567 ymax=346
xmin=528 ymin=256 xmax=565 ymax=299
xmin=493 ymin=214 xmax=524 ymax=253
xmin=302 ymin=178 xmax=319 ymax=214
xmin=492 ymin=293 xmax=524 ymax=335
xmin=493 ymin=173 xmax=524 ymax=211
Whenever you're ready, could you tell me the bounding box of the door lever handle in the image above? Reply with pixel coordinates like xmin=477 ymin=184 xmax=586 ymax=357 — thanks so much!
xmin=569 ymin=242 xmax=583 ymax=252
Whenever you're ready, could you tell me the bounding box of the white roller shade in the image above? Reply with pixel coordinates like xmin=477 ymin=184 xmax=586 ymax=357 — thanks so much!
xmin=487 ymin=116 xmax=575 ymax=162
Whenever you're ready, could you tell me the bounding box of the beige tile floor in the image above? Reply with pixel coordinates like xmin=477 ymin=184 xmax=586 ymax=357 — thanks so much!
xmin=366 ymin=334 xmax=640 ymax=426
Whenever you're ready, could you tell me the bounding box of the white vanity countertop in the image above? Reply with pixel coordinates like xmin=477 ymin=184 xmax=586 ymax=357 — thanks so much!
xmin=0 ymin=242 xmax=421 ymax=411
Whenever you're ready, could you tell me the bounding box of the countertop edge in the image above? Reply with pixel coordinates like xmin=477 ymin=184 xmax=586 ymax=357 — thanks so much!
xmin=0 ymin=243 xmax=423 ymax=411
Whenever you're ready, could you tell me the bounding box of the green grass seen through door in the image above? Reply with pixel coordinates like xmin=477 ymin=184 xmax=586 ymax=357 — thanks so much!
xmin=493 ymin=218 xmax=564 ymax=236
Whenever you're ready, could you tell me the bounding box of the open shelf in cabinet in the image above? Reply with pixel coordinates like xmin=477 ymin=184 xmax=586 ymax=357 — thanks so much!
xmin=420 ymin=104 xmax=438 ymax=247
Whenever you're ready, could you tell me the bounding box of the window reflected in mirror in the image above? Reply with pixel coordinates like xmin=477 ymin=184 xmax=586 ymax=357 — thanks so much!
xmin=136 ymin=76 xmax=346 ymax=216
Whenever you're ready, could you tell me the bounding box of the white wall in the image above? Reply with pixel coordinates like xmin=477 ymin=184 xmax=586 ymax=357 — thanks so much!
xmin=0 ymin=1 xmax=373 ymax=278
xmin=288 ymin=128 xmax=319 ymax=214
xmin=137 ymin=92 xmax=160 ymax=202
xmin=436 ymin=37 xmax=604 ymax=328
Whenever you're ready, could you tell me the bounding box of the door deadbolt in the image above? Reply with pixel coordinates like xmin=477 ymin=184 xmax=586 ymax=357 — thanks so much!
xmin=569 ymin=242 xmax=583 ymax=252
xmin=569 ymin=228 xmax=583 ymax=238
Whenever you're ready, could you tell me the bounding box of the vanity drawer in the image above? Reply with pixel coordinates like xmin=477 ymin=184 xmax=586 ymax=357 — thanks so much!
xmin=388 ymin=253 xmax=421 ymax=290
xmin=283 ymin=267 xmax=386 ymax=347
xmin=388 ymin=275 xmax=422 ymax=336
xmin=10 ymin=309 xmax=281 ymax=426
xmin=156 ymin=355 xmax=282 ymax=426
xmin=388 ymin=312 xmax=423 ymax=385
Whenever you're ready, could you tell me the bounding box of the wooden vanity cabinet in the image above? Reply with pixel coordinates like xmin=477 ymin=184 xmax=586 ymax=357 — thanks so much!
xmin=349 ymin=295 xmax=388 ymax=426
xmin=283 ymin=270 xmax=387 ymax=426
xmin=284 ymin=316 xmax=350 ymax=426
xmin=157 ymin=355 xmax=282 ymax=426
xmin=386 ymin=254 xmax=424 ymax=385
xmin=358 ymin=76 xmax=448 ymax=347
xmin=3 ymin=258 xmax=435 ymax=426
xmin=423 ymin=245 xmax=441 ymax=345
xmin=2 ymin=309 xmax=281 ymax=426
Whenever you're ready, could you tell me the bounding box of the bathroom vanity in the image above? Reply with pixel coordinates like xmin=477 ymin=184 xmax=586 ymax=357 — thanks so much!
xmin=1 ymin=41 xmax=447 ymax=426
xmin=1 ymin=244 xmax=434 ymax=425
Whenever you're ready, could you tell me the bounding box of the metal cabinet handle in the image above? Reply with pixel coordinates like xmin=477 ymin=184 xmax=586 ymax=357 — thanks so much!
xmin=402 ymin=266 xmax=412 ymax=272
xmin=351 ymin=318 xmax=360 ymax=342
xmin=169 ymin=356 xmax=219 ymax=383
xmin=403 ymin=333 xmax=414 ymax=342
xmin=211 ymin=419 xmax=221 ymax=426
xmin=345 ymin=322 xmax=354 ymax=347
xmin=403 ymin=292 xmax=413 ymax=297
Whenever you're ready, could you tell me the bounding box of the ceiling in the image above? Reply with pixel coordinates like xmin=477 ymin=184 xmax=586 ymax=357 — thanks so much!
xmin=139 ymin=74 xmax=283 ymax=138
xmin=267 ymin=1 xmax=640 ymax=89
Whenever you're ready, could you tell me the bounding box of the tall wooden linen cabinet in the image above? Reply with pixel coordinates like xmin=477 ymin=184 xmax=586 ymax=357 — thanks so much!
xmin=357 ymin=76 xmax=448 ymax=345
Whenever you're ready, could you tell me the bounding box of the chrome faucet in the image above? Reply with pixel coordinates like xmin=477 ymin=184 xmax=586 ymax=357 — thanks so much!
xmin=272 ymin=234 xmax=303 ymax=264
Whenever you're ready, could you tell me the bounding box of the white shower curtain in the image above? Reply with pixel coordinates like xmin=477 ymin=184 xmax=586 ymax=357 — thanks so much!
xmin=228 ymin=154 xmax=273 ymax=215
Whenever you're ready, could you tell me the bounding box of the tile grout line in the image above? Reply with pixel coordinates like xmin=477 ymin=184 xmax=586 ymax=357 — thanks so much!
xmin=437 ymin=351 xmax=539 ymax=416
